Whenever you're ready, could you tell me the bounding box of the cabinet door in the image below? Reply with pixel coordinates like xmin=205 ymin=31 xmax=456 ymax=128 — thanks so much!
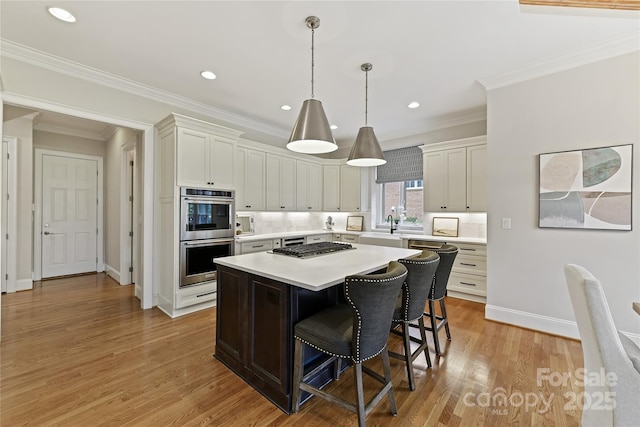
xmin=244 ymin=150 xmax=266 ymax=210
xmin=177 ymin=128 xmax=210 ymax=187
xmin=216 ymin=266 xmax=247 ymax=363
xmin=466 ymin=145 xmax=487 ymax=212
xmin=424 ymin=151 xmax=445 ymax=211
xmin=209 ymin=138 xmax=235 ymax=189
xmin=296 ymin=161 xmax=322 ymax=211
xmin=323 ymin=165 xmax=341 ymax=211
xmin=444 ymin=147 xmax=467 ymax=211
xmin=266 ymin=154 xmax=296 ymax=211
xmin=340 ymin=165 xmax=361 ymax=212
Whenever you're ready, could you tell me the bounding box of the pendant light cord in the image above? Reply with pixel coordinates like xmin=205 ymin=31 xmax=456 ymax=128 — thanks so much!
xmin=310 ymin=26 xmax=315 ymax=99
xmin=364 ymin=69 xmax=368 ymax=126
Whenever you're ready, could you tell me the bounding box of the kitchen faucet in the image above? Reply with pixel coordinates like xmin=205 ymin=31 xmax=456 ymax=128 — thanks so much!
xmin=387 ymin=215 xmax=396 ymax=235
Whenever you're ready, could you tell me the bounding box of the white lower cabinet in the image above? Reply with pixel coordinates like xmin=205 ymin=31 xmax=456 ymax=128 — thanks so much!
xmin=333 ymin=233 xmax=359 ymax=243
xmin=176 ymin=282 xmax=217 ymax=309
xmin=448 ymin=242 xmax=486 ymax=302
xmin=238 ymin=239 xmax=279 ymax=254
xmin=305 ymin=234 xmax=328 ymax=244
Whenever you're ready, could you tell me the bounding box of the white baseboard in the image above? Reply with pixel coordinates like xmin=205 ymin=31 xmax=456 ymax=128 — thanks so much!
xmin=104 ymin=264 xmax=121 ymax=284
xmin=16 ymin=278 xmax=33 ymax=291
xmin=485 ymin=304 xmax=579 ymax=339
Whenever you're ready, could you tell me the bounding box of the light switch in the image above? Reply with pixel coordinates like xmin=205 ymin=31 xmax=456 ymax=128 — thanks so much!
xmin=501 ymin=218 xmax=511 ymax=229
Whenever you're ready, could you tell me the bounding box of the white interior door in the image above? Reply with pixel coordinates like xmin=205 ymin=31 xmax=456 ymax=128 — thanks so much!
xmin=42 ymin=154 xmax=98 ymax=278
xmin=1 ymin=140 xmax=7 ymax=292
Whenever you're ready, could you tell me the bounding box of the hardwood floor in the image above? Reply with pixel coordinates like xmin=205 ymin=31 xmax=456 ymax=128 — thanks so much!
xmin=1 ymin=274 xmax=584 ymax=426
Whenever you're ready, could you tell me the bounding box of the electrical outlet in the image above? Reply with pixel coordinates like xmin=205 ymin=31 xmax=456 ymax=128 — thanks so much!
xmin=501 ymin=218 xmax=511 ymax=229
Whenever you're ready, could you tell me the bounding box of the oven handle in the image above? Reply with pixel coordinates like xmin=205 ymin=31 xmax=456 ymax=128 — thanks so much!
xmin=182 ymin=197 xmax=233 ymax=204
xmin=182 ymin=238 xmax=234 ymax=247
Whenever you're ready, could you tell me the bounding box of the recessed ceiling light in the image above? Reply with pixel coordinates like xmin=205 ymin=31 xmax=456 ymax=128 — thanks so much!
xmin=408 ymin=101 xmax=420 ymax=109
xmin=200 ymin=70 xmax=216 ymax=80
xmin=280 ymin=105 xmax=292 ymax=111
xmin=47 ymin=6 xmax=76 ymax=23
xmin=330 ymin=125 xmax=338 ymax=130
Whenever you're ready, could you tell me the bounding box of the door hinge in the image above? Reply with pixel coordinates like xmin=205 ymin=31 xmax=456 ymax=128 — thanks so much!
xmin=129 ymin=195 xmax=133 ymax=202
xmin=129 ymin=231 xmax=133 ymax=237
xmin=5 ymin=233 xmax=8 ymax=240
xmin=96 ymin=228 xmax=99 ymax=235
xmin=129 ymin=267 xmax=133 ymax=273
xmin=5 ymin=273 xmax=8 ymax=280
xmin=130 ymin=160 xmax=134 ymax=166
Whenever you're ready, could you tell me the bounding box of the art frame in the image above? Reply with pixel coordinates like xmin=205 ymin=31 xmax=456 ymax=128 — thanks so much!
xmin=432 ymin=217 xmax=459 ymax=237
xmin=346 ymin=216 xmax=364 ymax=232
xmin=539 ymin=144 xmax=632 ymax=230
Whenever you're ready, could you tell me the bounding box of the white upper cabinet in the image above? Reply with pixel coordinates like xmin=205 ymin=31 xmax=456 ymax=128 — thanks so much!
xmin=323 ymin=165 xmax=341 ymax=211
xmin=322 ymin=164 xmax=363 ymax=212
xmin=157 ymin=114 xmax=242 ymax=190
xmin=266 ymin=154 xmax=296 ymax=211
xmin=296 ymin=160 xmax=322 ymax=211
xmin=340 ymin=164 xmax=362 ymax=212
xmin=421 ymin=136 xmax=487 ymax=213
xmin=236 ymin=147 xmax=266 ymax=211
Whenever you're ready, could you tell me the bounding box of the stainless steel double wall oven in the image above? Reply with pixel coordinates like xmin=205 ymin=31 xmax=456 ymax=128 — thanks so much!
xmin=180 ymin=188 xmax=234 ymax=287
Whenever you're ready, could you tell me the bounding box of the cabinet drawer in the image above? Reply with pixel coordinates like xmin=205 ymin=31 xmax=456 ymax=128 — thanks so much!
xmin=454 ymin=242 xmax=486 ymax=256
xmin=176 ymin=282 xmax=217 ymax=309
xmin=453 ymin=254 xmax=486 ymax=275
xmin=306 ymin=234 xmax=328 ymax=244
xmin=341 ymin=234 xmax=359 ymax=243
xmin=241 ymin=240 xmax=274 ymax=254
xmin=447 ymin=272 xmax=486 ymax=296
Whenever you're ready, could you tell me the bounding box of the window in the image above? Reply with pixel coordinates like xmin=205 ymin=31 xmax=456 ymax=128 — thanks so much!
xmin=377 ymin=180 xmax=424 ymax=229
xmin=375 ymin=146 xmax=423 ymax=230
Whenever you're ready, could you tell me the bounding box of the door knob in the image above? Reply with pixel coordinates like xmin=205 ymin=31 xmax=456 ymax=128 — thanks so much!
xmin=43 ymin=231 xmax=50 ymax=235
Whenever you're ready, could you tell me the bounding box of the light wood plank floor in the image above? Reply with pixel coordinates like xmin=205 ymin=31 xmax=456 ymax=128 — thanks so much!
xmin=1 ymin=274 xmax=584 ymax=426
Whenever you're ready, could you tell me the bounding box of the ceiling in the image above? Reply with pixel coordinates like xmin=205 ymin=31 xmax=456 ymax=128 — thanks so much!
xmin=1 ymin=1 xmax=638 ymax=150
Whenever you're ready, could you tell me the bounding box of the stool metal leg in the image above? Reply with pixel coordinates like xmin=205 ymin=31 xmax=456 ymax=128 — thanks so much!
xmin=292 ymin=339 xmax=305 ymax=413
xmin=427 ymin=299 xmax=441 ymax=355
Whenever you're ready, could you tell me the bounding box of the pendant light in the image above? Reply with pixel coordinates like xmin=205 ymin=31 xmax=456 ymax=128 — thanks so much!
xmin=347 ymin=63 xmax=386 ymax=167
xmin=287 ymin=16 xmax=337 ymax=154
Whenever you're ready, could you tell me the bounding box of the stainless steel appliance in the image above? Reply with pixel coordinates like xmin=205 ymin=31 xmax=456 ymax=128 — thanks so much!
xmin=179 ymin=187 xmax=235 ymax=287
xmin=180 ymin=238 xmax=234 ymax=287
xmin=180 ymin=188 xmax=235 ymax=241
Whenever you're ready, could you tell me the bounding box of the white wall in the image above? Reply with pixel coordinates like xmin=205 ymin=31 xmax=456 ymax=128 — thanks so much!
xmin=3 ymin=116 xmax=34 ymax=289
xmin=486 ymin=52 xmax=640 ymax=338
xmin=33 ymin=130 xmax=106 ymax=157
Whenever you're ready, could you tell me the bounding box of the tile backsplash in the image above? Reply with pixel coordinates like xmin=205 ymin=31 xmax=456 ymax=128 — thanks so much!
xmin=237 ymin=212 xmax=368 ymax=235
xmin=237 ymin=211 xmax=487 ymax=239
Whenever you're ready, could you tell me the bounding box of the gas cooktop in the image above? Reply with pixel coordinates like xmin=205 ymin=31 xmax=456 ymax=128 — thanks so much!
xmin=272 ymin=242 xmax=354 ymax=259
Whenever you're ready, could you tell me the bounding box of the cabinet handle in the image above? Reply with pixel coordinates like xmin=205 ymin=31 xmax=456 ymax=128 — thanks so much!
xmin=308 ymin=207 xmax=312 ymax=209
xmin=460 ymin=248 xmax=476 ymax=251
xmin=196 ymin=291 xmax=216 ymax=297
xmin=460 ymin=263 xmax=477 ymax=267
xmin=460 ymin=282 xmax=477 ymax=287
xmin=245 ymin=205 xmax=251 ymax=208
xmin=281 ymin=206 xmax=285 ymax=209
xmin=252 ymin=244 xmax=265 ymax=248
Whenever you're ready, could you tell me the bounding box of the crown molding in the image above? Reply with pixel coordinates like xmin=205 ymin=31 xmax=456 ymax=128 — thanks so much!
xmin=0 ymin=39 xmax=290 ymax=140
xmin=477 ymin=32 xmax=640 ymax=90
xmin=379 ymin=107 xmax=487 ymax=143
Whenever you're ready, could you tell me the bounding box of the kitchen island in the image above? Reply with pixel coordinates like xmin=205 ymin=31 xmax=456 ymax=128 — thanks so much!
xmin=214 ymin=243 xmax=420 ymax=413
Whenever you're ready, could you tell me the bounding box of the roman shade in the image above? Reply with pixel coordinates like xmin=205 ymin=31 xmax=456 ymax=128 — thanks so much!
xmin=375 ymin=146 xmax=423 ymax=183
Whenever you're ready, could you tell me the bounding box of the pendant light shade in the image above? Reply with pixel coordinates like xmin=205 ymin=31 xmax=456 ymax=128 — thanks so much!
xmin=287 ymin=16 xmax=337 ymax=154
xmin=347 ymin=63 xmax=386 ymax=167
xmin=287 ymin=99 xmax=337 ymax=153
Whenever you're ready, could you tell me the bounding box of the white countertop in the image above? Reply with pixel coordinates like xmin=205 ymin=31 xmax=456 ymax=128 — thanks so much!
xmin=215 ymin=243 xmax=420 ymax=291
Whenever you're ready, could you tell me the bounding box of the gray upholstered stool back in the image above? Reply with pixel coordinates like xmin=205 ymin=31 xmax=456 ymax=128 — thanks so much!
xmin=429 ymin=244 xmax=458 ymax=301
xmin=344 ymin=261 xmax=407 ymax=363
xmin=396 ymin=250 xmax=440 ymax=322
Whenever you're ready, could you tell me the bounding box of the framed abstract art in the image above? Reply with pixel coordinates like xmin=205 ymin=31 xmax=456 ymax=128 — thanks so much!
xmin=539 ymin=144 xmax=632 ymax=230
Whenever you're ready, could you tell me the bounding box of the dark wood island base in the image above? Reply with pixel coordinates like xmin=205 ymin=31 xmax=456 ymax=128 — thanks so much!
xmin=215 ymin=265 xmax=341 ymax=413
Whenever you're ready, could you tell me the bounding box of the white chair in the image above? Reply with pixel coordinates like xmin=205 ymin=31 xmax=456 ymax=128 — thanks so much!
xmin=564 ymin=264 xmax=640 ymax=427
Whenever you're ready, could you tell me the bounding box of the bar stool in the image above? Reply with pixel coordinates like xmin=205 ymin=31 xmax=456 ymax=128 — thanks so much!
xmin=389 ymin=250 xmax=440 ymax=391
xmin=424 ymin=244 xmax=458 ymax=355
xmin=291 ymin=261 xmax=408 ymax=427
